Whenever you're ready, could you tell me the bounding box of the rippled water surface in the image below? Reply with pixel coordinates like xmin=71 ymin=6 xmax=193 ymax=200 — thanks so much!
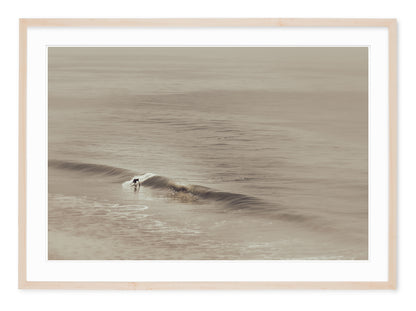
xmin=48 ymin=47 xmax=368 ymax=260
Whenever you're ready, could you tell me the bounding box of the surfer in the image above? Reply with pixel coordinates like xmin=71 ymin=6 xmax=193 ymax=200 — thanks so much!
xmin=132 ymin=178 xmax=140 ymax=191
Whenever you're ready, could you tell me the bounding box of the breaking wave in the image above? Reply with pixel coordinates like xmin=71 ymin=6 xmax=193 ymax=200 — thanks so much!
xmin=49 ymin=159 xmax=310 ymax=222
xmin=123 ymin=174 xmax=265 ymax=210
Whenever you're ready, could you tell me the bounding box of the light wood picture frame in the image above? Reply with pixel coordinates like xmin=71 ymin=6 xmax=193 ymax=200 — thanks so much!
xmin=19 ymin=18 xmax=397 ymax=290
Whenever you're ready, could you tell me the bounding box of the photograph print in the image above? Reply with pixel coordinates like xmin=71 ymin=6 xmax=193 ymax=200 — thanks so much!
xmin=48 ymin=47 xmax=368 ymax=260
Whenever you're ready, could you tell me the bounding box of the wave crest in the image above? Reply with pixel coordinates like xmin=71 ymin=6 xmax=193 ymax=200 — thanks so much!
xmin=49 ymin=160 xmax=308 ymax=223
xmin=124 ymin=174 xmax=265 ymax=210
xmin=49 ymin=159 xmax=135 ymax=181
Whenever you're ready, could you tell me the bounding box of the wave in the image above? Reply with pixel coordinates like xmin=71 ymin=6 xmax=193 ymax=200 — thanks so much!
xmin=123 ymin=175 xmax=297 ymax=219
xmin=50 ymin=159 xmax=309 ymax=222
xmin=49 ymin=159 xmax=135 ymax=182
xmin=131 ymin=174 xmax=265 ymax=210
xmin=134 ymin=174 xmax=312 ymax=222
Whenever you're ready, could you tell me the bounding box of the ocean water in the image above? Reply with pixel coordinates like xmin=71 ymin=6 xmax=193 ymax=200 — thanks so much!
xmin=48 ymin=47 xmax=368 ymax=260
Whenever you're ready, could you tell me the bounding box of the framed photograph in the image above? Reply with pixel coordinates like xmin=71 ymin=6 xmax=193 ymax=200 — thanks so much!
xmin=19 ymin=18 xmax=397 ymax=290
